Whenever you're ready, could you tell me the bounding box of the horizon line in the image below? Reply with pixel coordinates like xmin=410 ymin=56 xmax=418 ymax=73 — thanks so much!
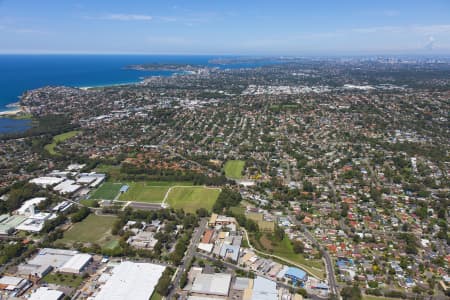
xmin=1 ymin=52 xmax=450 ymax=57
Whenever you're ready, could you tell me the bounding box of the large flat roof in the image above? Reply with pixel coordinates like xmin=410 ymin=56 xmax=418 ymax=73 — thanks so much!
xmin=285 ymin=267 xmax=307 ymax=280
xmin=27 ymin=248 xmax=78 ymax=269
xmin=59 ymin=253 xmax=92 ymax=273
xmin=0 ymin=214 xmax=26 ymax=234
xmin=251 ymin=276 xmax=277 ymax=300
xmin=29 ymin=287 xmax=63 ymax=300
xmin=191 ymin=273 xmax=231 ymax=296
xmin=94 ymin=261 xmax=165 ymax=300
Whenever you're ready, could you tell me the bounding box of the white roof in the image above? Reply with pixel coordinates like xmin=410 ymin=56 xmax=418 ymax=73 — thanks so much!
xmin=27 ymin=248 xmax=78 ymax=268
xmin=53 ymin=180 xmax=81 ymax=194
xmin=191 ymin=273 xmax=231 ymax=296
xmin=0 ymin=276 xmax=24 ymax=287
xmin=59 ymin=253 xmax=92 ymax=273
xmin=16 ymin=197 xmax=46 ymax=215
xmin=67 ymin=163 xmax=86 ymax=171
xmin=197 ymin=243 xmax=213 ymax=253
xmin=29 ymin=287 xmax=63 ymax=300
xmin=94 ymin=261 xmax=165 ymax=300
xmin=251 ymin=277 xmax=277 ymax=300
xmin=30 ymin=177 xmax=64 ymax=187
xmin=77 ymin=176 xmax=97 ymax=184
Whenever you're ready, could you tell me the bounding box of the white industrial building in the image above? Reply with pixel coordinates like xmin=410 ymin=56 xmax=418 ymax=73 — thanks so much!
xmin=29 ymin=287 xmax=64 ymax=300
xmin=30 ymin=177 xmax=64 ymax=187
xmin=0 ymin=276 xmax=31 ymax=295
xmin=16 ymin=197 xmax=46 ymax=216
xmin=59 ymin=253 xmax=92 ymax=274
xmin=251 ymin=276 xmax=277 ymax=300
xmin=53 ymin=179 xmax=82 ymax=194
xmin=52 ymin=201 xmax=74 ymax=213
xmin=191 ymin=273 xmax=232 ymax=297
xmin=94 ymin=261 xmax=165 ymax=300
xmin=16 ymin=212 xmax=55 ymax=232
xmin=18 ymin=248 xmax=91 ymax=278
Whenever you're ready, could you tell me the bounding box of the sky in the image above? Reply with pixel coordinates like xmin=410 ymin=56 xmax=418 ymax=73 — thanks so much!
xmin=1 ymin=0 xmax=450 ymax=55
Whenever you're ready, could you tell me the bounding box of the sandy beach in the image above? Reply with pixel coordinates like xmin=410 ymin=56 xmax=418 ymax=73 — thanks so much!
xmin=0 ymin=108 xmax=22 ymax=116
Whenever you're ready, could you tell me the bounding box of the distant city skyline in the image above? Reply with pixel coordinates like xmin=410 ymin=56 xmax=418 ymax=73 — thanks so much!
xmin=1 ymin=0 xmax=450 ymax=55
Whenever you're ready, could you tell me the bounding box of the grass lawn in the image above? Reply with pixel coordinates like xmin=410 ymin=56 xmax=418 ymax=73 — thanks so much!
xmin=44 ymin=130 xmax=80 ymax=155
xmin=150 ymin=292 xmax=162 ymax=300
xmin=119 ymin=182 xmax=169 ymax=203
xmin=230 ymin=205 xmax=246 ymax=215
xmin=119 ymin=181 xmax=194 ymax=203
xmin=252 ymin=233 xmax=324 ymax=278
xmin=146 ymin=181 xmax=193 ymax=186
xmin=94 ymin=164 xmax=122 ymax=180
xmin=166 ymin=186 xmax=221 ymax=213
xmin=90 ymin=182 xmax=123 ymax=200
xmin=224 ymin=160 xmax=245 ymax=179
xmin=58 ymin=214 xmax=117 ymax=247
xmin=43 ymin=272 xmax=84 ymax=288
xmin=79 ymin=199 xmax=99 ymax=207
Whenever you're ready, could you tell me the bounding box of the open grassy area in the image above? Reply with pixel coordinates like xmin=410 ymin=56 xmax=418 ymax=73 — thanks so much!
xmin=166 ymin=186 xmax=221 ymax=213
xmin=44 ymin=130 xmax=80 ymax=155
xmin=58 ymin=214 xmax=117 ymax=247
xmin=251 ymin=233 xmax=324 ymax=278
xmin=43 ymin=272 xmax=84 ymax=288
xmin=119 ymin=181 xmax=194 ymax=203
xmin=90 ymin=182 xmax=123 ymax=200
xmin=94 ymin=164 xmax=122 ymax=181
xmin=146 ymin=181 xmax=193 ymax=186
xmin=224 ymin=160 xmax=245 ymax=179
xmin=150 ymin=292 xmax=162 ymax=300
xmin=79 ymin=199 xmax=99 ymax=207
xmin=119 ymin=182 xmax=169 ymax=203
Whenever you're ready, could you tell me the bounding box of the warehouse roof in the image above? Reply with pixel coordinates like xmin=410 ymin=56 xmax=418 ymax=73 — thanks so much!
xmin=191 ymin=273 xmax=231 ymax=296
xmin=16 ymin=197 xmax=46 ymax=216
xmin=59 ymin=253 xmax=92 ymax=273
xmin=285 ymin=267 xmax=307 ymax=280
xmin=251 ymin=276 xmax=277 ymax=300
xmin=0 ymin=214 xmax=26 ymax=234
xmin=29 ymin=287 xmax=63 ymax=300
xmin=94 ymin=261 xmax=165 ymax=300
xmin=53 ymin=180 xmax=81 ymax=194
xmin=30 ymin=177 xmax=64 ymax=187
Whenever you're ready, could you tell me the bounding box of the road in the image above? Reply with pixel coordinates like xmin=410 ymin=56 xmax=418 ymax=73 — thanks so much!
xmin=301 ymin=222 xmax=338 ymax=296
xmin=288 ymin=213 xmax=339 ymax=296
xmin=168 ymin=218 xmax=208 ymax=299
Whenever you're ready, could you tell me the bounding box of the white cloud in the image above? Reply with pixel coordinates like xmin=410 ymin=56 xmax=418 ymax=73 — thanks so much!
xmin=98 ymin=14 xmax=152 ymax=21
xmin=383 ymin=10 xmax=400 ymax=17
xmin=412 ymin=24 xmax=450 ymax=34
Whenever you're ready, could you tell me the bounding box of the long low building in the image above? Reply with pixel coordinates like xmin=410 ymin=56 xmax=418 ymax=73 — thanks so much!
xmin=94 ymin=261 xmax=165 ymax=300
xmin=191 ymin=273 xmax=232 ymax=297
xmin=59 ymin=253 xmax=92 ymax=274
xmin=18 ymin=248 xmax=92 ymax=278
xmin=29 ymin=287 xmax=64 ymax=300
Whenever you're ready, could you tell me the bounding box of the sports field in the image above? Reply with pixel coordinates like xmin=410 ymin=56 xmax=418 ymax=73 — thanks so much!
xmin=90 ymin=182 xmax=123 ymax=200
xmin=119 ymin=182 xmax=168 ymax=203
xmin=118 ymin=181 xmax=193 ymax=203
xmin=44 ymin=130 xmax=81 ymax=155
xmin=166 ymin=186 xmax=221 ymax=213
xmin=224 ymin=160 xmax=245 ymax=179
xmin=58 ymin=214 xmax=117 ymax=247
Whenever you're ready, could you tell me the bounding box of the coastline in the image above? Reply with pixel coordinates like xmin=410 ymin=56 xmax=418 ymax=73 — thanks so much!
xmin=0 ymin=102 xmax=27 ymax=118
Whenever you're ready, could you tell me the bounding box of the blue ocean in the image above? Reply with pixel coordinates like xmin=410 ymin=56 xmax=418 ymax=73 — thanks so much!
xmin=0 ymin=54 xmax=272 ymax=133
xmin=0 ymin=55 xmax=215 ymax=110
